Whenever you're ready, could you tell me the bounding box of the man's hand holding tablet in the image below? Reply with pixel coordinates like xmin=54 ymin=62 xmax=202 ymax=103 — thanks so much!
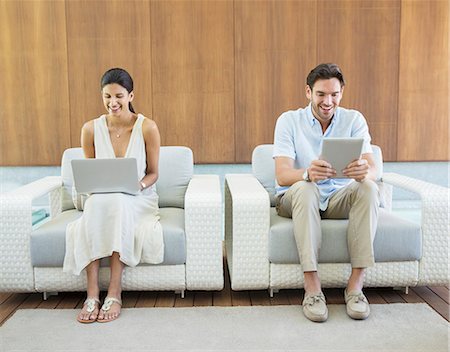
xmin=305 ymin=159 xmax=336 ymax=182
xmin=342 ymin=158 xmax=370 ymax=182
xmin=306 ymin=138 xmax=366 ymax=182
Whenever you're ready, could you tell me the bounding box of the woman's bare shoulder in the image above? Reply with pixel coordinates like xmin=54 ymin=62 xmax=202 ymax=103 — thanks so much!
xmin=81 ymin=120 xmax=95 ymax=138
xmin=141 ymin=116 xmax=159 ymax=132
xmin=82 ymin=119 xmax=95 ymax=131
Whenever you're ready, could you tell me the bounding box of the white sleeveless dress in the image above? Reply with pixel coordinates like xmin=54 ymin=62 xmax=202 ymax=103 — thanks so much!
xmin=63 ymin=114 xmax=164 ymax=276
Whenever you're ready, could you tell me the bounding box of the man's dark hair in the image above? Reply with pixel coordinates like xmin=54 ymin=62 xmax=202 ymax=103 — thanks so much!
xmin=306 ymin=63 xmax=345 ymax=90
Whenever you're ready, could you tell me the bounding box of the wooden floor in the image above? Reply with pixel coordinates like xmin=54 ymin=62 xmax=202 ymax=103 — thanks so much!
xmin=1 ymin=260 xmax=448 ymax=326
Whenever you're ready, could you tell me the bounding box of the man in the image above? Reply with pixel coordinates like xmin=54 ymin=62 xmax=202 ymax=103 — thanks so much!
xmin=273 ymin=63 xmax=379 ymax=322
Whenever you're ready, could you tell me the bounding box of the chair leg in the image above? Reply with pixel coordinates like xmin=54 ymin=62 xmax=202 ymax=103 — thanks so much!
xmin=393 ymin=286 xmax=409 ymax=294
xmin=175 ymin=290 xmax=185 ymax=299
xmin=43 ymin=291 xmax=58 ymax=300
xmin=269 ymin=288 xmax=279 ymax=298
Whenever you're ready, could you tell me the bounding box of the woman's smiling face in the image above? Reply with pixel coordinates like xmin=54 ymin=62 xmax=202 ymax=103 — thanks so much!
xmin=102 ymin=83 xmax=134 ymax=116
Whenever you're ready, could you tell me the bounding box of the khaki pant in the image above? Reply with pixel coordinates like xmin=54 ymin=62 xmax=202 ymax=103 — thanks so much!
xmin=276 ymin=180 xmax=380 ymax=272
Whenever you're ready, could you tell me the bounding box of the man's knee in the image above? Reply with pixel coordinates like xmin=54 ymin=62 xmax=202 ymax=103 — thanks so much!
xmin=355 ymin=179 xmax=380 ymax=204
xmin=290 ymin=181 xmax=319 ymax=204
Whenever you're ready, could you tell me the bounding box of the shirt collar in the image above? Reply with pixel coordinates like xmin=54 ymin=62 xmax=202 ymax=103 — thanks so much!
xmin=306 ymin=103 xmax=316 ymax=127
xmin=306 ymin=102 xmax=340 ymax=129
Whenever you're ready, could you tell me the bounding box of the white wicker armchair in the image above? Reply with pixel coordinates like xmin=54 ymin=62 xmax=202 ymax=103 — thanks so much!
xmin=225 ymin=144 xmax=449 ymax=295
xmin=0 ymin=146 xmax=224 ymax=298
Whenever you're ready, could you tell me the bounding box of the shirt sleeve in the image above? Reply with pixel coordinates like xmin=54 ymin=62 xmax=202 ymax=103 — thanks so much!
xmin=273 ymin=112 xmax=296 ymax=160
xmin=352 ymin=113 xmax=373 ymax=154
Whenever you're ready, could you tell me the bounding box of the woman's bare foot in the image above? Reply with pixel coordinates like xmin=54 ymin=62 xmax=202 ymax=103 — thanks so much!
xmin=77 ymin=297 xmax=100 ymax=324
xmin=97 ymin=296 xmax=122 ymax=323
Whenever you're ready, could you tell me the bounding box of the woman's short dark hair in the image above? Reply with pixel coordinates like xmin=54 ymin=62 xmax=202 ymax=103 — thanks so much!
xmin=306 ymin=63 xmax=345 ymax=90
xmin=101 ymin=68 xmax=135 ymax=113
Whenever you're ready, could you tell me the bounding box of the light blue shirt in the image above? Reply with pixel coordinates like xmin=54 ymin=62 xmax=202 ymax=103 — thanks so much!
xmin=273 ymin=103 xmax=373 ymax=211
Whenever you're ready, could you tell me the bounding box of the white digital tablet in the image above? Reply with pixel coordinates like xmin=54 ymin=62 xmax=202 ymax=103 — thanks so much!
xmin=319 ymin=138 xmax=364 ymax=178
xmin=71 ymin=158 xmax=141 ymax=195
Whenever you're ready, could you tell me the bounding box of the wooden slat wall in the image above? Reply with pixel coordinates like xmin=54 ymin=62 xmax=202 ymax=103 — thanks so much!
xmin=398 ymin=0 xmax=449 ymax=161
xmin=316 ymin=0 xmax=400 ymax=162
xmin=66 ymin=0 xmax=152 ymax=148
xmin=0 ymin=0 xmax=448 ymax=165
xmin=0 ymin=0 xmax=70 ymax=166
xmin=151 ymin=0 xmax=234 ymax=163
xmin=234 ymin=0 xmax=317 ymax=162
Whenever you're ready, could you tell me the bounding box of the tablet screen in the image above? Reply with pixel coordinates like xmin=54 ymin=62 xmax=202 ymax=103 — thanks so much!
xmin=319 ymin=138 xmax=364 ymax=178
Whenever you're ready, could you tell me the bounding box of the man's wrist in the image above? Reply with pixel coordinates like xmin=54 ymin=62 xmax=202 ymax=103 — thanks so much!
xmin=140 ymin=181 xmax=146 ymax=190
xmin=302 ymin=168 xmax=311 ymax=182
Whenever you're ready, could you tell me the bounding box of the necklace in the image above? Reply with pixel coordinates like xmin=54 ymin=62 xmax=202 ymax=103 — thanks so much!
xmin=108 ymin=115 xmax=133 ymax=138
xmin=114 ymin=126 xmax=124 ymax=138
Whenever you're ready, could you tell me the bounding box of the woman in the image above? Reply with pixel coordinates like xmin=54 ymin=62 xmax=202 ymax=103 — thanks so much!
xmin=64 ymin=68 xmax=163 ymax=323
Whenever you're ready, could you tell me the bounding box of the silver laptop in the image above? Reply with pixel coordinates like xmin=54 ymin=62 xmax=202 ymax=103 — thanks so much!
xmin=71 ymin=158 xmax=141 ymax=195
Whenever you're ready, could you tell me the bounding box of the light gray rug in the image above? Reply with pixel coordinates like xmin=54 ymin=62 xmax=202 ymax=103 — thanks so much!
xmin=0 ymin=304 xmax=448 ymax=352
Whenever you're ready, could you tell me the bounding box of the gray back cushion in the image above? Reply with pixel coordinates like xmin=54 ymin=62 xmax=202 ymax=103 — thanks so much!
xmin=252 ymin=144 xmax=383 ymax=206
xmin=252 ymin=144 xmax=277 ymax=206
xmin=156 ymin=146 xmax=193 ymax=208
xmin=60 ymin=146 xmax=193 ymax=210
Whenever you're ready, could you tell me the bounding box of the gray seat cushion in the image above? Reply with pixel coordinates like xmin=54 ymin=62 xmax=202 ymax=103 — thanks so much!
xmin=269 ymin=208 xmax=422 ymax=264
xmin=30 ymin=208 xmax=186 ymax=267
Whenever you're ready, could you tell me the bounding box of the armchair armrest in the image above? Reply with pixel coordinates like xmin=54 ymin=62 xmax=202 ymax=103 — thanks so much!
xmin=185 ymin=175 xmax=223 ymax=290
xmin=225 ymin=174 xmax=271 ymax=290
xmin=0 ymin=176 xmax=62 ymax=291
xmin=383 ymin=172 xmax=449 ymax=286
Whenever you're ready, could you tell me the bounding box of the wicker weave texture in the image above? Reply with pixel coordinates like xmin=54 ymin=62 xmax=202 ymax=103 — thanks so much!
xmin=49 ymin=187 xmax=63 ymax=218
xmin=1 ymin=170 xmax=224 ymax=293
xmin=1 ymin=177 xmax=62 ymax=291
xmin=0 ymin=195 xmax=34 ymax=291
xmin=225 ymin=175 xmax=270 ymax=290
xmin=270 ymin=262 xmax=419 ymax=289
xmin=35 ymin=265 xmax=186 ymax=292
xmin=225 ymin=172 xmax=448 ymax=290
xmin=185 ymin=175 xmax=224 ymax=290
xmin=379 ymin=182 xmax=393 ymax=211
xmin=383 ymin=173 xmax=449 ymax=285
